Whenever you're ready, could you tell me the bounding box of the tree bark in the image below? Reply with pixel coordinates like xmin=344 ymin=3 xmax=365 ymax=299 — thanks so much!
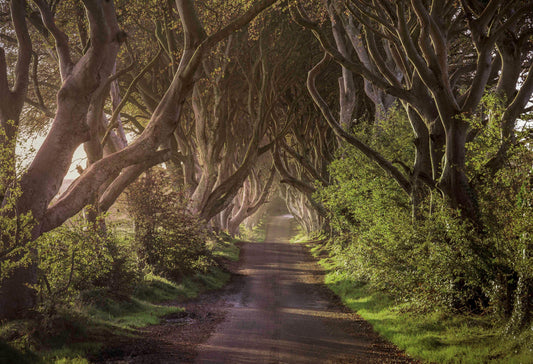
xmin=437 ymin=118 xmax=478 ymax=221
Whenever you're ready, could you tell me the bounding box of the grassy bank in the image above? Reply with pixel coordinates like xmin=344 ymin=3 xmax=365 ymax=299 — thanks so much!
xmin=0 ymin=237 xmax=240 ymax=364
xmin=305 ymin=242 xmax=533 ymax=364
xmin=236 ymin=221 xmax=267 ymax=243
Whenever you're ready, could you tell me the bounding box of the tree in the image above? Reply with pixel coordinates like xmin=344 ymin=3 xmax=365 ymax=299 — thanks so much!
xmin=225 ymin=159 xmax=275 ymax=235
xmin=0 ymin=0 xmax=31 ymax=201
xmin=294 ymin=0 xmax=533 ymax=222
xmin=292 ymin=0 xmax=533 ymax=323
xmin=0 ymin=0 xmax=278 ymax=319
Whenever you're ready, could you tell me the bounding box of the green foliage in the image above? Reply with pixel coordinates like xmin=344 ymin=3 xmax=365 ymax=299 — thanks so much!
xmin=0 ymin=340 xmax=41 ymax=364
xmin=36 ymin=219 xmax=141 ymax=313
xmin=84 ymin=289 xmax=182 ymax=328
xmin=237 ymin=220 xmax=266 ymax=242
xmin=317 ymin=98 xmax=533 ymax=321
xmin=1 ymin=235 xmax=238 ymax=363
xmin=317 ymin=107 xmax=421 ymax=301
xmin=316 ymin=255 xmax=533 ymax=363
xmin=464 ymin=94 xmax=533 ymax=329
xmin=132 ymin=268 xmax=230 ymax=303
xmin=0 ymin=122 xmax=34 ymax=281
xmin=208 ymin=234 xmax=241 ymax=262
xmin=132 ymin=272 xmax=187 ymax=303
xmin=127 ymin=169 xmax=212 ymax=280
xmin=465 ymin=93 xmax=507 ymax=172
xmin=290 ymin=225 xmax=325 ymax=244
xmin=319 ymin=145 xmax=493 ymax=310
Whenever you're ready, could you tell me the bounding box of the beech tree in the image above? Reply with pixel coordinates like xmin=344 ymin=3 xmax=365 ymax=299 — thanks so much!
xmin=289 ymin=0 xmax=533 ymax=325
xmin=224 ymin=158 xmax=275 ymax=235
xmin=187 ymin=29 xmax=275 ymax=222
xmin=273 ymin=108 xmax=334 ymax=231
xmin=97 ymin=5 xmax=295 ymax=226
xmin=294 ymin=0 xmax=533 ymax=222
xmin=0 ymin=0 xmax=277 ymax=319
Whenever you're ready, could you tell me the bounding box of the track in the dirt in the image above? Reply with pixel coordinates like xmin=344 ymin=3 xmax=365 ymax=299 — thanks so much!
xmin=195 ymin=215 xmax=414 ymax=364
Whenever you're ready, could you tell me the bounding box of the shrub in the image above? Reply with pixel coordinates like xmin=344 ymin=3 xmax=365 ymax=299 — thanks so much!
xmin=0 ymin=123 xmax=34 ymax=282
xmin=316 ymin=100 xmax=533 ymax=323
xmin=127 ymin=169 xmax=212 ymax=281
xmin=36 ymin=218 xmax=141 ymax=312
xmin=318 ymin=147 xmax=493 ymax=311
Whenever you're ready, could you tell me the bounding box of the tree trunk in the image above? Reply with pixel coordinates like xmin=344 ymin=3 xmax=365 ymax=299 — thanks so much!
xmin=189 ymin=166 xmax=217 ymax=214
xmin=0 ymin=264 xmax=37 ymax=319
xmin=406 ymin=106 xmax=433 ymax=219
xmin=437 ymin=119 xmax=478 ymax=222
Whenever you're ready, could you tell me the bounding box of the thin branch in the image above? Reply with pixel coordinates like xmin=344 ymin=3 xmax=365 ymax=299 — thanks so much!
xmin=99 ymin=149 xmax=171 ymax=212
xmin=11 ymin=0 xmax=32 ymax=100
xmin=31 ymin=52 xmax=45 ymax=108
xmin=24 ymin=98 xmax=55 ymax=118
xmin=101 ymin=48 xmax=162 ymax=146
xmin=292 ymin=3 xmax=415 ymax=103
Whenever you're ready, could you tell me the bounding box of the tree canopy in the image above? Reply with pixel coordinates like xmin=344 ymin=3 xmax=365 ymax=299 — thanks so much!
xmin=1 ymin=0 xmax=532 ymax=340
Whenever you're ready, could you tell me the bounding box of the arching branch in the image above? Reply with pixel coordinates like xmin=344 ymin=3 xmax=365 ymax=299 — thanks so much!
xmin=307 ymin=52 xmax=411 ymax=194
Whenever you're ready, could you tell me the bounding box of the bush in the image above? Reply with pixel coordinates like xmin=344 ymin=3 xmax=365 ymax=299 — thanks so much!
xmin=317 ymin=101 xmax=533 ymax=322
xmin=318 ymin=148 xmax=493 ymax=311
xmin=0 ymin=123 xmax=34 ymax=282
xmin=36 ymin=219 xmax=141 ymax=312
xmin=127 ymin=169 xmax=212 ymax=281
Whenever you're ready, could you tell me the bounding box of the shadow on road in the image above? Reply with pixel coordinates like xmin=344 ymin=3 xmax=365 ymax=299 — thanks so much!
xmin=195 ymin=215 xmax=415 ymax=364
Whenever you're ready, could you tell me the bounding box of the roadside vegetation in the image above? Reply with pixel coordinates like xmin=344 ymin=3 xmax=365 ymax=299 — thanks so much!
xmin=236 ymin=221 xmax=267 ymax=243
xmin=305 ymin=242 xmax=533 ymax=364
xmin=1 ymin=1 xmax=533 ymax=363
xmin=1 ymin=235 xmax=239 ymax=364
xmin=0 ymin=169 xmax=241 ymax=364
xmin=293 ymin=103 xmax=533 ymax=363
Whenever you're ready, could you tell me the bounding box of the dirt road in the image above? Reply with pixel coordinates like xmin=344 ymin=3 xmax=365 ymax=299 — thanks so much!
xmin=195 ymin=215 xmax=414 ymax=363
xmin=94 ymin=214 xmax=414 ymax=363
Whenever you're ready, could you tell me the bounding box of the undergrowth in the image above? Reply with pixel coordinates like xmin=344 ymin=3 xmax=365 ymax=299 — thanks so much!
xmin=237 ymin=221 xmax=266 ymax=242
xmin=208 ymin=233 xmax=241 ymax=262
xmin=0 ymin=235 xmax=239 ymax=364
xmin=307 ymin=241 xmax=533 ymax=364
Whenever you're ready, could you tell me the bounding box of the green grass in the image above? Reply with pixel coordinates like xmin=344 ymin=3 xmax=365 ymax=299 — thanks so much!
xmin=0 ymin=340 xmax=40 ymax=364
xmin=237 ymin=221 xmax=266 ymax=242
xmin=33 ymin=266 xmax=232 ymax=363
xmin=41 ymin=343 xmax=98 ymax=364
xmin=133 ymin=273 xmax=190 ymax=303
xmin=85 ymin=290 xmax=183 ymax=328
xmin=208 ymin=236 xmax=241 ymax=261
xmin=307 ymin=242 xmax=533 ymax=364
xmin=1 ymin=235 xmax=240 ymax=364
xmin=0 ymin=311 xmax=105 ymax=364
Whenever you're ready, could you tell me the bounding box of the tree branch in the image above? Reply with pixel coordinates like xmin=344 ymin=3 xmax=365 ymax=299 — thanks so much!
xmin=292 ymin=3 xmax=414 ymax=104
xmin=101 ymin=48 xmax=162 ymax=146
xmin=11 ymin=0 xmax=32 ymax=101
xmin=307 ymin=52 xmax=411 ymax=194
xmin=39 ymin=0 xmax=278 ymax=233
xmin=34 ymin=0 xmax=73 ymax=79
xmin=98 ymin=149 xmax=171 ymax=212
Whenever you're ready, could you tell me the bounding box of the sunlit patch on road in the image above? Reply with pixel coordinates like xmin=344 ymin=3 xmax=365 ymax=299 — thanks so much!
xmin=195 ymin=215 xmax=413 ymax=363
xmin=278 ymin=214 xmax=294 ymax=219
